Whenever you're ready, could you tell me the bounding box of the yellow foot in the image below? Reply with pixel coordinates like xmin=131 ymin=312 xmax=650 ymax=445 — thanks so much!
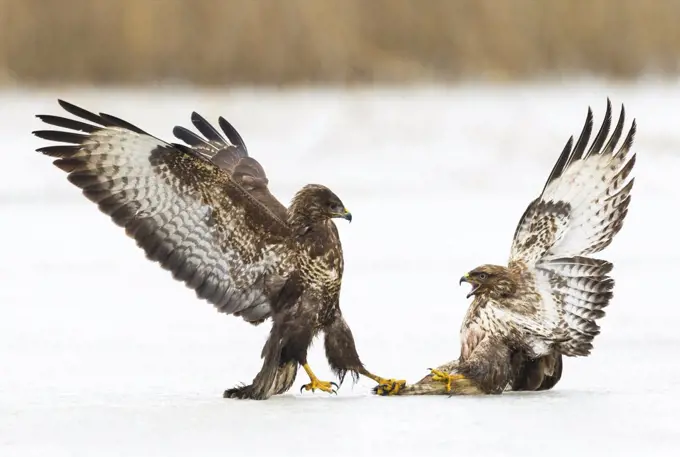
xmin=429 ymin=368 xmax=466 ymax=393
xmin=374 ymin=378 xmax=407 ymax=396
xmin=299 ymin=378 xmax=338 ymax=394
xmin=300 ymin=364 xmax=338 ymax=395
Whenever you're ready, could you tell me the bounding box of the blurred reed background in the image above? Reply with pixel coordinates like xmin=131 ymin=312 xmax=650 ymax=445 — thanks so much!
xmin=1 ymin=0 xmax=679 ymax=86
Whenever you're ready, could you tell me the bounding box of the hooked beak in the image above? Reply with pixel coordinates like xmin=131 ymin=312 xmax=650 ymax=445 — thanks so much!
xmin=459 ymin=273 xmax=480 ymax=299
xmin=333 ymin=207 xmax=352 ymax=223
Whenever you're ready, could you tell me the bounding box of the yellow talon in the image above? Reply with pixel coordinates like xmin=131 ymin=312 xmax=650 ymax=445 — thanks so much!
xmin=429 ymin=369 xmax=465 ymax=392
xmin=300 ymin=363 xmax=338 ymax=395
xmin=374 ymin=378 xmax=407 ymax=396
xmin=300 ymin=378 xmax=338 ymax=394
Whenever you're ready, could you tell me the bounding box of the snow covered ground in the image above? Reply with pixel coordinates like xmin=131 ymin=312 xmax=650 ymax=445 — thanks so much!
xmin=1 ymin=81 xmax=679 ymax=456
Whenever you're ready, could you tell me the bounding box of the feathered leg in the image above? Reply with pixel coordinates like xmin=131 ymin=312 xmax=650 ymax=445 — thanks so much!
xmin=370 ymin=359 xmax=482 ymax=396
xmin=225 ymin=295 xmax=341 ymax=399
xmin=223 ymin=323 xmax=300 ymax=400
xmin=323 ymin=314 xmax=406 ymax=395
xmin=223 ymin=360 xmax=299 ymax=400
xmin=389 ymin=360 xmax=486 ymax=395
xmin=375 ymin=339 xmax=512 ymax=396
xmin=276 ymin=310 xmax=338 ymax=395
xmin=446 ymin=338 xmax=513 ymax=395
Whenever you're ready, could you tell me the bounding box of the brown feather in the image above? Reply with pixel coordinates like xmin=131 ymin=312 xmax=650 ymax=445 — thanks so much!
xmin=388 ymin=100 xmax=636 ymax=397
xmin=34 ymin=100 xmax=367 ymax=401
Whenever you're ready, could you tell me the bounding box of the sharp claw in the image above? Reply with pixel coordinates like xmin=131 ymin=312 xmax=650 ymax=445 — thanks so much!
xmin=300 ymin=380 xmax=338 ymax=395
xmin=373 ymin=380 xmax=401 ymax=396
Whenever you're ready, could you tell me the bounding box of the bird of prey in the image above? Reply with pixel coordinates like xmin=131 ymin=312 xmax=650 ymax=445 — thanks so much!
xmin=375 ymin=99 xmax=636 ymax=396
xmin=33 ymin=100 xmax=405 ymax=400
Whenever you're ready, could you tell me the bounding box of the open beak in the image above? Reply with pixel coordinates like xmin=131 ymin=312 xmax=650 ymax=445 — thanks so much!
xmin=459 ymin=273 xmax=480 ymax=299
xmin=333 ymin=208 xmax=352 ymax=223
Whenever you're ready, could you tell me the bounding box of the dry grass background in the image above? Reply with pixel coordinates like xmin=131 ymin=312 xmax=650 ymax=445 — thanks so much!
xmin=1 ymin=0 xmax=680 ymax=86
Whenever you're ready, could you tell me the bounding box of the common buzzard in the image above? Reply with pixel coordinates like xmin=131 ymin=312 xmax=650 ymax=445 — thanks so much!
xmin=375 ymin=99 xmax=636 ymax=396
xmin=33 ymin=100 xmax=405 ymax=400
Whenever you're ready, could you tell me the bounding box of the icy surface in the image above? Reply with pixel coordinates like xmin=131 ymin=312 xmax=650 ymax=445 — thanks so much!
xmin=1 ymin=82 xmax=679 ymax=456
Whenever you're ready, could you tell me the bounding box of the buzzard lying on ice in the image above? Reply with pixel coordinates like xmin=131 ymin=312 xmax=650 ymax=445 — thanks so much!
xmin=376 ymin=99 xmax=636 ymax=396
xmin=33 ymin=100 xmax=405 ymax=400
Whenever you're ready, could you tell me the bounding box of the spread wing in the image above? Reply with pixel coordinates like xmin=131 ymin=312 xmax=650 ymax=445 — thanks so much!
xmin=172 ymin=112 xmax=289 ymax=221
xmin=509 ymin=99 xmax=636 ymax=265
xmin=507 ymin=99 xmax=637 ymax=355
xmin=33 ymin=99 xmax=295 ymax=324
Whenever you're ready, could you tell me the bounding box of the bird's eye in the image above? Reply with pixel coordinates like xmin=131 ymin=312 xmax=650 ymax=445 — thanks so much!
xmin=478 ymin=273 xmax=488 ymax=280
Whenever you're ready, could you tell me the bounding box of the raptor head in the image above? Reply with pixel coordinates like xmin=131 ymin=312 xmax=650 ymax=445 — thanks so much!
xmin=289 ymin=184 xmax=352 ymax=224
xmin=459 ymin=264 xmax=517 ymax=299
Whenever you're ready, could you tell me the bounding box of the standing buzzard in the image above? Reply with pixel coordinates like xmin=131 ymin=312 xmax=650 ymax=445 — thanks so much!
xmin=375 ymin=99 xmax=636 ymax=396
xmin=33 ymin=100 xmax=405 ymax=400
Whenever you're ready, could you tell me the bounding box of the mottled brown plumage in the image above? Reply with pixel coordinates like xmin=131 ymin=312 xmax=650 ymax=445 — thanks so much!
xmin=33 ymin=100 xmax=404 ymax=400
xmin=378 ymin=99 xmax=636 ymax=396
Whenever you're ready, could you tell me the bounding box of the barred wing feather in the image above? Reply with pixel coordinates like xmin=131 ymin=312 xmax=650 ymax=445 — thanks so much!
xmin=509 ymin=99 xmax=636 ymax=265
xmin=33 ymin=100 xmax=294 ymax=324
xmin=508 ymin=99 xmax=637 ymax=356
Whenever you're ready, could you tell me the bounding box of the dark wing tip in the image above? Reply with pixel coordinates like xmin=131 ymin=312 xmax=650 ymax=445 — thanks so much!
xmin=618 ymin=118 xmax=637 ymax=156
xmin=630 ymin=118 xmax=637 ymax=138
xmin=218 ymin=116 xmax=248 ymax=156
xmin=57 ymin=99 xmax=87 ymax=115
xmin=543 ymin=100 xmax=627 ymax=195
xmin=570 ymin=106 xmax=595 ymax=162
xmin=32 ymin=129 xmax=57 ymax=139
xmin=584 ymin=98 xmax=614 ymax=159
xmin=601 ymin=103 xmax=627 ymax=155
xmin=172 ymin=125 xmax=187 ymax=139
xmin=189 ymin=111 xmax=204 ymax=126
xmin=98 ymin=112 xmax=148 ymax=135
xmin=540 ymin=135 xmax=574 ymax=195
xmin=172 ymin=125 xmax=209 ymax=147
xmin=605 ymin=98 xmax=612 ymax=119
xmin=32 ymin=129 xmax=88 ymax=144
xmin=53 ymin=99 xmax=110 ymax=127
xmin=191 ymin=111 xmax=226 ymax=144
